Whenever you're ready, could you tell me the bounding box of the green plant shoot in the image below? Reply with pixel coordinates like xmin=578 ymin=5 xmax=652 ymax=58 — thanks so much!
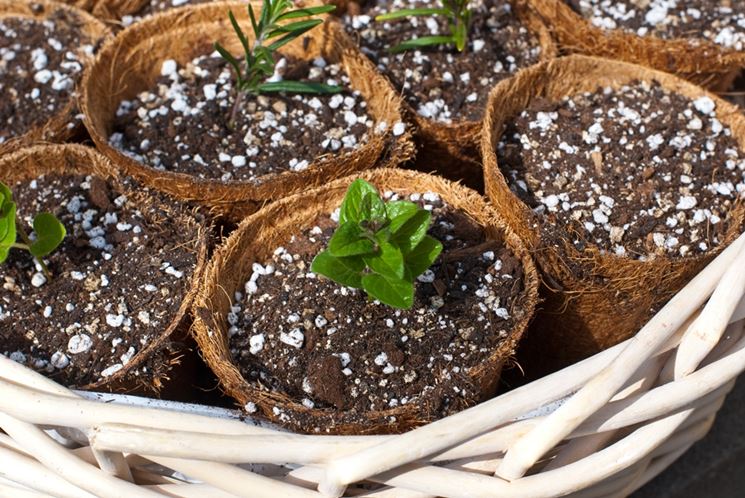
xmin=0 ymin=181 xmax=66 ymax=279
xmin=311 ymin=179 xmax=443 ymax=309
xmin=214 ymin=0 xmax=342 ymax=127
xmin=375 ymin=0 xmax=472 ymax=53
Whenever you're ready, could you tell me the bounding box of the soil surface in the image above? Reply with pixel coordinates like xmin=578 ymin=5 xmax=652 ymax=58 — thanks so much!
xmin=0 ymin=173 xmax=200 ymax=388
xmin=229 ymin=192 xmax=529 ymax=431
xmin=111 ymin=52 xmax=384 ymax=183
xmin=342 ymin=0 xmax=542 ymax=123
xmin=498 ymin=80 xmax=745 ymax=260
xmin=569 ymin=0 xmax=745 ymax=49
xmin=0 ymin=8 xmax=95 ymax=143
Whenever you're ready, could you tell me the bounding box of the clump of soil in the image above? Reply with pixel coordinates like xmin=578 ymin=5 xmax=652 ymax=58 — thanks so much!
xmin=229 ymin=191 xmax=527 ymax=431
xmin=110 ymin=53 xmax=385 ymax=183
xmin=0 ymin=174 xmax=200 ymax=388
xmin=342 ymin=0 xmax=543 ymax=123
xmin=498 ymin=80 xmax=745 ymax=260
xmin=568 ymin=0 xmax=745 ymax=49
xmin=0 ymin=9 xmax=95 ymax=143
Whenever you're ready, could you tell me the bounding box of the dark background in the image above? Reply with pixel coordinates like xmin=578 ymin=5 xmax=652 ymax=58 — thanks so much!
xmin=633 ymin=379 xmax=745 ymax=498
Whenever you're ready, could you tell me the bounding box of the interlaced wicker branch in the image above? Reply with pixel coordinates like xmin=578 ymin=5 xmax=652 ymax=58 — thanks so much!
xmin=1 ymin=231 xmax=744 ymax=497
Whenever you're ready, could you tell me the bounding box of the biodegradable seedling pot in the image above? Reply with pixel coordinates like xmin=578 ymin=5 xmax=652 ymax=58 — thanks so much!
xmin=192 ymin=168 xmax=539 ymax=434
xmin=482 ymin=55 xmax=745 ymax=374
xmin=82 ymin=1 xmax=414 ymax=221
xmin=0 ymin=0 xmax=109 ymax=153
xmin=336 ymin=0 xmax=558 ymax=187
xmin=0 ymin=144 xmax=208 ymax=394
xmin=526 ymin=0 xmax=745 ymax=91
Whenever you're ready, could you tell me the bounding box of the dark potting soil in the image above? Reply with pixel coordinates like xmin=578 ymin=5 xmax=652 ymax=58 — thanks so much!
xmin=498 ymin=80 xmax=745 ymax=260
xmin=229 ymin=192 xmax=528 ymax=431
xmin=568 ymin=0 xmax=745 ymax=50
xmin=0 ymin=8 xmax=96 ymax=144
xmin=342 ymin=0 xmax=543 ymax=123
xmin=110 ymin=53 xmax=385 ymax=183
xmin=0 ymin=173 xmax=200 ymax=388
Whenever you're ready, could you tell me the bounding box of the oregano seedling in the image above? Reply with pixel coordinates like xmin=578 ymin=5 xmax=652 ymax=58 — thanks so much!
xmin=375 ymin=0 xmax=473 ymax=53
xmin=0 ymin=181 xmax=66 ymax=279
xmin=215 ymin=0 xmax=342 ymax=128
xmin=311 ymin=179 xmax=443 ymax=309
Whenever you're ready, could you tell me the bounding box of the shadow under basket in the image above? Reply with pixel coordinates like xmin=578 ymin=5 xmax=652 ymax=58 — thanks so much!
xmin=81 ymin=1 xmax=415 ymax=221
xmin=481 ymin=54 xmax=745 ymax=375
xmin=191 ymin=168 xmax=539 ymax=434
xmin=0 ymin=144 xmax=209 ymax=396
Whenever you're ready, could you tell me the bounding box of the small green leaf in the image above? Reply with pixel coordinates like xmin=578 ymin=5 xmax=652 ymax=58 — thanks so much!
xmin=311 ymin=250 xmax=364 ymax=289
xmin=390 ymin=209 xmax=431 ymax=253
xmin=453 ymin=21 xmax=467 ymax=51
xmin=214 ymin=42 xmax=243 ymax=84
xmin=404 ymin=235 xmax=442 ymax=278
xmin=359 ymin=192 xmax=387 ymax=224
xmin=364 ymin=241 xmax=404 ymax=280
xmin=29 ymin=213 xmax=65 ymax=258
xmin=257 ymin=81 xmax=342 ymax=94
xmin=0 ymin=182 xmax=12 ymax=206
xmin=339 ymin=179 xmax=380 ymax=225
xmin=328 ymin=222 xmax=375 ymax=257
xmin=385 ymin=200 xmax=418 ymax=221
xmin=248 ymin=3 xmax=260 ymax=37
xmin=0 ymin=202 xmax=17 ymax=263
xmin=390 ymin=35 xmax=454 ymax=53
xmin=228 ymin=10 xmax=250 ymax=59
xmin=267 ymin=18 xmax=323 ymax=36
xmin=361 ymin=274 xmax=414 ymax=309
xmin=375 ymin=7 xmax=449 ymax=21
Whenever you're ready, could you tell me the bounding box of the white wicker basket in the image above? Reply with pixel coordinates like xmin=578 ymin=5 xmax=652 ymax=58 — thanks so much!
xmin=1 ymin=232 xmax=745 ymax=498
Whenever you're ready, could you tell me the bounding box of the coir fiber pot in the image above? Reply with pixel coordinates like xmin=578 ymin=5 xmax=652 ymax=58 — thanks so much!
xmin=192 ymin=168 xmax=539 ymax=434
xmin=336 ymin=0 xmax=558 ymax=189
xmin=482 ymin=54 xmax=745 ymax=375
xmin=0 ymin=0 xmax=109 ymax=154
xmin=525 ymin=0 xmax=745 ymax=91
xmin=81 ymin=1 xmax=415 ymax=221
xmin=0 ymin=144 xmax=208 ymax=395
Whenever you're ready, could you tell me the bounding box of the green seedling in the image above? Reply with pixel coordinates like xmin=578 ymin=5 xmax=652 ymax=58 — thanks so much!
xmin=0 ymin=181 xmax=66 ymax=279
xmin=215 ymin=0 xmax=342 ymax=128
xmin=311 ymin=179 xmax=443 ymax=309
xmin=375 ymin=0 xmax=473 ymax=53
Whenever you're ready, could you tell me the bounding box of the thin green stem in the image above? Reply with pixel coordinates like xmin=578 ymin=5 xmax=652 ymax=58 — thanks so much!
xmin=16 ymin=223 xmax=51 ymax=279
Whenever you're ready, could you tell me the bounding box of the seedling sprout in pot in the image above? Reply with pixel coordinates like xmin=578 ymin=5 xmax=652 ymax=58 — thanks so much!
xmin=338 ymin=0 xmax=556 ymax=184
xmin=82 ymin=0 xmax=414 ymax=220
xmin=0 ymin=145 xmax=208 ymax=393
xmin=192 ymin=169 xmax=538 ymax=434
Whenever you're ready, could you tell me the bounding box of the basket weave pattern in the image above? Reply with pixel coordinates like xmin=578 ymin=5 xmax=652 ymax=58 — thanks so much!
xmin=0 ymin=234 xmax=744 ymax=497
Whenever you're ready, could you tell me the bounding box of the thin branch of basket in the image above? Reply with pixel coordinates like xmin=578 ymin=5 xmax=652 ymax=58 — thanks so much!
xmin=143 ymin=455 xmax=322 ymax=498
xmin=673 ymin=241 xmax=745 ymax=379
xmin=493 ymin=232 xmax=745 ymax=482
xmin=142 ymin=483 xmax=240 ymax=498
xmin=0 ymin=445 xmax=96 ymax=498
xmin=315 ymin=233 xmax=745 ymax=496
xmin=0 ymin=414 xmax=161 ymax=498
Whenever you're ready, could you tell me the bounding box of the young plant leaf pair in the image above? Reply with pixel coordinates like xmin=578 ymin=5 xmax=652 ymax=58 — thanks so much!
xmin=0 ymin=181 xmax=66 ymax=277
xmin=311 ymin=179 xmax=443 ymax=309
xmin=376 ymin=0 xmax=473 ymax=52
xmin=215 ymin=0 xmax=341 ymax=96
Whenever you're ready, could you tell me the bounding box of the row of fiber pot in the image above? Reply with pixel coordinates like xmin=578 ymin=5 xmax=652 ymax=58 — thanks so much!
xmin=1 ymin=143 xmax=541 ymax=435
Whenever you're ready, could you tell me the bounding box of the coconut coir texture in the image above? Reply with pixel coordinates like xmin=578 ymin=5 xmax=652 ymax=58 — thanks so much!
xmin=1 ymin=168 xmax=202 ymax=391
xmin=229 ymin=195 xmax=526 ymax=431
